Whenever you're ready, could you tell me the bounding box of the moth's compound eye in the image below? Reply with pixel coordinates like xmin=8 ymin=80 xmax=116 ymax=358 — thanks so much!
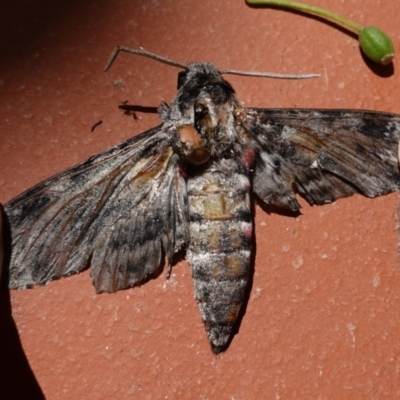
xmin=194 ymin=104 xmax=207 ymax=118
xmin=194 ymin=103 xmax=208 ymax=132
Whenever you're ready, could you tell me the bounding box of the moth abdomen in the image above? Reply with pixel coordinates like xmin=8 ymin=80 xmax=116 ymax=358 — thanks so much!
xmin=187 ymin=160 xmax=252 ymax=353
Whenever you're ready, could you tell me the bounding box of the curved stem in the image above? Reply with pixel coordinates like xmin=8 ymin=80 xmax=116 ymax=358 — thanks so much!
xmin=246 ymin=0 xmax=363 ymax=33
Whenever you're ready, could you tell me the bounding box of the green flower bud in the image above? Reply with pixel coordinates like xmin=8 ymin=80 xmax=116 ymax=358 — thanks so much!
xmin=359 ymin=26 xmax=395 ymax=65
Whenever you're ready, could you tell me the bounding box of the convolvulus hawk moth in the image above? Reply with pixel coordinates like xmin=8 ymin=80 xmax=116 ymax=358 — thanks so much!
xmin=3 ymin=48 xmax=400 ymax=353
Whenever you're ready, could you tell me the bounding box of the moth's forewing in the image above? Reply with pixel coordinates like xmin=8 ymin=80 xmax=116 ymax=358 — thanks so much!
xmin=5 ymin=125 xmax=189 ymax=292
xmin=247 ymin=109 xmax=400 ymax=210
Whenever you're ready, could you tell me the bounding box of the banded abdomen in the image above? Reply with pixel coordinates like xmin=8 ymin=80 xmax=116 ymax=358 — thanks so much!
xmin=186 ymin=158 xmax=252 ymax=353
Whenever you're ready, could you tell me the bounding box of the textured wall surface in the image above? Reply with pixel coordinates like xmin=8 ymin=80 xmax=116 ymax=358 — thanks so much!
xmin=1 ymin=1 xmax=400 ymax=399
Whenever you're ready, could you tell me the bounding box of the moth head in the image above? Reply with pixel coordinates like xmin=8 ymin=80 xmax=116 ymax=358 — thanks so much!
xmin=170 ymin=63 xmax=239 ymax=162
xmin=176 ymin=63 xmax=235 ymax=106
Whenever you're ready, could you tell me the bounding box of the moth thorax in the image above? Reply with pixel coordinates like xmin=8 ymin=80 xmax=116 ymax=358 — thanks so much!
xmin=178 ymin=124 xmax=210 ymax=165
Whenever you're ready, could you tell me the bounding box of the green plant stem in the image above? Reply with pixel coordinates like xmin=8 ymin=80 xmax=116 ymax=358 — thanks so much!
xmin=247 ymin=0 xmax=363 ymax=32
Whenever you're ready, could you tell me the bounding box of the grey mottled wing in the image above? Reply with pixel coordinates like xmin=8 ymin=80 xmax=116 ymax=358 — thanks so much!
xmin=5 ymin=125 xmax=189 ymax=293
xmin=247 ymin=109 xmax=400 ymax=211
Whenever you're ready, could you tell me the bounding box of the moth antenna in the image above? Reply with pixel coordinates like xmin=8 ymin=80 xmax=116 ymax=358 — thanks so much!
xmin=105 ymin=46 xmax=320 ymax=79
xmin=219 ymin=69 xmax=320 ymax=79
xmin=104 ymin=46 xmax=187 ymax=72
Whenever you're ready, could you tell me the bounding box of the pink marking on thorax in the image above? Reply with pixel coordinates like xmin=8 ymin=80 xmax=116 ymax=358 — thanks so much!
xmin=242 ymin=222 xmax=253 ymax=238
xmin=242 ymin=148 xmax=256 ymax=170
xmin=178 ymin=165 xmax=187 ymax=178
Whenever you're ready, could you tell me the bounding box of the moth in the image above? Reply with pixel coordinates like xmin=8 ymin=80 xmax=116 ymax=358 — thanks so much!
xmin=3 ymin=48 xmax=400 ymax=354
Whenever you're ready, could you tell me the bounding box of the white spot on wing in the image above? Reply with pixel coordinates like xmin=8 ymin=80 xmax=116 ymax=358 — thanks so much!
xmin=310 ymin=159 xmax=318 ymax=169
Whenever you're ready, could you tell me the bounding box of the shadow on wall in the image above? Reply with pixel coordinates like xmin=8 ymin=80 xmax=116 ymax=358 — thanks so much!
xmin=0 ymin=291 xmax=46 ymax=400
xmin=0 ymin=206 xmax=45 ymax=399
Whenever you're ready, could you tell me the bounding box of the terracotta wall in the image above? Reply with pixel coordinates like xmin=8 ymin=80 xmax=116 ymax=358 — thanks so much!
xmin=1 ymin=1 xmax=400 ymax=399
